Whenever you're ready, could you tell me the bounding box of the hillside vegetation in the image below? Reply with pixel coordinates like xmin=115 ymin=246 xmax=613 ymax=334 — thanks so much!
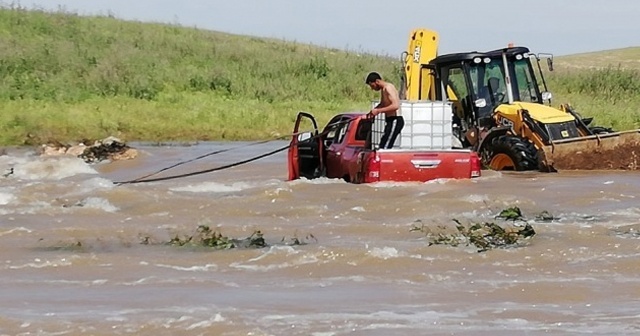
xmin=0 ymin=6 xmax=398 ymax=145
xmin=0 ymin=6 xmax=639 ymax=145
xmin=545 ymin=47 xmax=640 ymax=130
xmin=554 ymin=47 xmax=640 ymax=70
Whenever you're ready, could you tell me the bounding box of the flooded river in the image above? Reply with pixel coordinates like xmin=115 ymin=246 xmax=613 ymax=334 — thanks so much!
xmin=1 ymin=141 xmax=639 ymax=335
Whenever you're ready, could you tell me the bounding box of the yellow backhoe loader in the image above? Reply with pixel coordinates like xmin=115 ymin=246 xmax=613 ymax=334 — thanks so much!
xmin=399 ymin=28 xmax=640 ymax=171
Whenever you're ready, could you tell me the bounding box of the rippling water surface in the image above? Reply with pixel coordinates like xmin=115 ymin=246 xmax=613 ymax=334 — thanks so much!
xmin=1 ymin=141 xmax=639 ymax=335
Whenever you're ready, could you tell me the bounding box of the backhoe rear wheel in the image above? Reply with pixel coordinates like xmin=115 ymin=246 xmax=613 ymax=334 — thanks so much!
xmin=482 ymin=135 xmax=539 ymax=171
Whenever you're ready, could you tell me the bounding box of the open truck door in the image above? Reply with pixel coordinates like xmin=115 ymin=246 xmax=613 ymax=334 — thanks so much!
xmin=288 ymin=112 xmax=325 ymax=180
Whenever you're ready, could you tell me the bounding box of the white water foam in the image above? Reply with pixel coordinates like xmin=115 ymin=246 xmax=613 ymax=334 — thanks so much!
xmin=77 ymin=177 xmax=116 ymax=192
xmin=6 ymin=279 xmax=109 ymax=286
xmin=154 ymin=263 xmax=219 ymax=272
xmin=367 ymin=181 xmax=423 ymax=188
xmin=170 ymin=178 xmax=287 ymax=194
xmin=424 ymin=178 xmax=457 ymax=185
xmin=0 ymin=200 xmax=53 ymax=216
xmin=185 ymin=314 xmax=226 ymax=330
xmin=0 ymin=227 xmax=32 ymax=237
xmin=462 ymin=194 xmax=490 ymax=203
xmin=368 ymin=247 xmax=404 ymax=259
xmin=171 ymin=181 xmax=255 ymax=193
xmin=12 ymin=156 xmax=97 ymax=180
xmin=289 ymin=177 xmax=346 ymax=185
xmin=75 ymin=197 xmax=119 ymax=213
xmin=0 ymin=189 xmax=15 ymax=205
xmin=230 ymin=246 xmax=319 ymax=272
xmin=6 ymin=258 xmax=74 ymax=270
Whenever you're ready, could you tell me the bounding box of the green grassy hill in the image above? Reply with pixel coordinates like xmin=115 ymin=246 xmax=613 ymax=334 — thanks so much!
xmin=546 ymin=48 xmax=640 ymax=129
xmin=0 ymin=6 xmax=638 ymax=145
xmin=555 ymin=47 xmax=640 ymax=70
xmin=0 ymin=7 xmax=398 ymax=145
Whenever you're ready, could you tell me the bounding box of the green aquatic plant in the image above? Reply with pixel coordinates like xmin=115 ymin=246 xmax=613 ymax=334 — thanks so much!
xmin=167 ymin=225 xmax=241 ymax=250
xmin=161 ymin=224 xmax=277 ymax=249
xmin=412 ymin=207 xmax=537 ymax=252
xmin=454 ymin=219 xmax=536 ymax=252
xmin=495 ymin=206 xmax=524 ymax=221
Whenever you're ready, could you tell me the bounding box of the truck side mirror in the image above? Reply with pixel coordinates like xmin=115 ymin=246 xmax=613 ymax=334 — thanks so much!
xmin=547 ymin=58 xmax=554 ymax=71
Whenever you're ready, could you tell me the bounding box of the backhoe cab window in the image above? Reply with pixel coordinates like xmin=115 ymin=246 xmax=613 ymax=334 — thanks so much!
xmin=447 ymin=68 xmax=469 ymax=100
xmin=475 ymin=61 xmax=507 ymax=105
xmin=469 ymin=57 xmax=540 ymax=104
xmin=513 ymin=59 xmax=539 ymax=103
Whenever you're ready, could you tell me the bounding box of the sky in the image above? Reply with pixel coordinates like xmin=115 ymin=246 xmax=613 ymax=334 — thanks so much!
xmin=12 ymin=0 xmax=640 ymax=57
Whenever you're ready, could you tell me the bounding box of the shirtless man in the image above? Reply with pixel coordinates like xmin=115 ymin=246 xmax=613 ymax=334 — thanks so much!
xmin=364 ymin=72 xmax=404 ymax=149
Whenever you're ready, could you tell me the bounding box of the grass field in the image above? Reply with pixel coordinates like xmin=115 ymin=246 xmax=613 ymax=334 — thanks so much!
xmin=0 ymin=6 xmax=639 ymax=145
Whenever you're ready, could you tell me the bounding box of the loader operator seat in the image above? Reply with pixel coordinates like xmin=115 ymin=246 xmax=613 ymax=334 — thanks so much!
xmin=485 ymin=77 xmax=502 ymax=104
xmin=477 ymin=77 xmax=503 ymax=122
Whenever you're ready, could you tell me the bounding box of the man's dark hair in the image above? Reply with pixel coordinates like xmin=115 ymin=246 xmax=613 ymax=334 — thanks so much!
xmin=365 ymin=72 xmax=382 ymax=84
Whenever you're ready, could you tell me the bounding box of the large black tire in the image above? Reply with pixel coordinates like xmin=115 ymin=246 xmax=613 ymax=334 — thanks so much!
xmin=481 ymin=135 xmax=539 ymax=171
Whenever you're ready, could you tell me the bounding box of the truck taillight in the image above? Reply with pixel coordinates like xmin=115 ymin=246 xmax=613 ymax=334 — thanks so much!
xmin=470 ymin=152 xmax=481 ymax=178
xmin=364 ymin=154 xmax=381 ymax=183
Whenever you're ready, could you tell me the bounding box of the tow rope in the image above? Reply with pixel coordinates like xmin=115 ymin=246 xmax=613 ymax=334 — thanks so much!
xmin=113 ymin=116 xmax=358 ymax=185
xmin=114 ymin=144 xmax=289 ymax=185
xmin=114 ymin=139 xmax=278 ymax=184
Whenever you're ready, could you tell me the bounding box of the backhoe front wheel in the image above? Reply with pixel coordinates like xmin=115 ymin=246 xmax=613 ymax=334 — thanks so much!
xmin=481 ymin=135 xmax=539 ymax=171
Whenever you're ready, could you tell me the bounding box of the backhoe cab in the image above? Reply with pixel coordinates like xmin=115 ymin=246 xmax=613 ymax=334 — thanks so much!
xmin=429 ymin=47 xmax=640 ymax=171
xmin=400 ymin=28 xmax=640 ymax=171
xmin=431 ymin=47 xmax=569 ymax=170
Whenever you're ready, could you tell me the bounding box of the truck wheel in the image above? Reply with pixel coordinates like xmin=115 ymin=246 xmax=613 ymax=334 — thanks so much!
xmin=481 ymin=135 xmax=538 ymax=171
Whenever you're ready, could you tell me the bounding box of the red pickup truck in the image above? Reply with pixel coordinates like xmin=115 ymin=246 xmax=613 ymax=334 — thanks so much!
xmin=287 ymin=101 xmax=481 ymax=183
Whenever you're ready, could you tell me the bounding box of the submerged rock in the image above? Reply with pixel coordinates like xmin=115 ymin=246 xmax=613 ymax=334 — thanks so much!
xmin=40 ymin=136 xmax=138 ymax=163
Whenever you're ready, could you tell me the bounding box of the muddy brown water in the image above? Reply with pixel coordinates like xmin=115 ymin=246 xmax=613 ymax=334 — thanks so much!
xmin=1 ymin=141 xmax=640 ymax=335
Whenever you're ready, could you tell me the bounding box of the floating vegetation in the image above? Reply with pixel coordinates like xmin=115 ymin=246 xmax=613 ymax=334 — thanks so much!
xmin=142 ymin=225 xmax=319 ymax=250
xmin=411 ymin=206 xmax=539 ymax=252
xmin=534 ymin=210 xmax=561 ymax=222
xmin=35 ymin=239 xmax=87 ymax=252
xmin=494 ymin=206 xmax=560 ymax=223
xmin=36 ymin=226 xmax=317 ymax=254
xmin=165 ymin=225 xmax=267 ymax=250
xmin=495 ymin=206 xmax=524 ymax=221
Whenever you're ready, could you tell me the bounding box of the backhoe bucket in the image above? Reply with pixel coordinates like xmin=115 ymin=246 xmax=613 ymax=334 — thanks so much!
xmin=538 ymin=130 xmax=640 ymax=171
